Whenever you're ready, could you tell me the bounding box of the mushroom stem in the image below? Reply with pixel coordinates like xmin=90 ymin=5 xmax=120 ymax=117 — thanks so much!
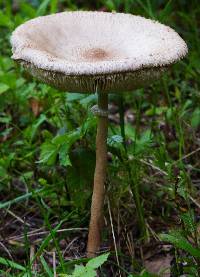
xmin=87 ymin=92 xmax=108 ymax=258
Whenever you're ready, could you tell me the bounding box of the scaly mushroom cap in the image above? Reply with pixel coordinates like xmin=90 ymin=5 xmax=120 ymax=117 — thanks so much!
xmin=11 ymin=11 xmax=187 ymax=93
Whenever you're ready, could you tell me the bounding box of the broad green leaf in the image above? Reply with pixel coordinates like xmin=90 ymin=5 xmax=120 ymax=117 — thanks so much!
xmin=160 ymin=232 xmax=200 ymax=257
xmin=39 ymin=129 xmax=82 ymax=166
xmin=81 ymin=268 xmax=96 ymax=277
xmin=72 ymin=265 xmax=86 ymax=276
xmin=86 ymin=252 xmax=109 ymax=269
xmin=39 ymin=142 xmax=58 ymax=165
xmin=0 ymin=83 xmax=9 ymax=95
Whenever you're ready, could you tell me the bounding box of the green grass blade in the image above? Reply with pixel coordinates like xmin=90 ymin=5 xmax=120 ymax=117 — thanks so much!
xmin=31 ymin=219 xmax=65 ymax=265
xmin=36 ymin=0 xmax=51 ymax=16
xmin=50 ymin=0 xmax=58 ymax=13
xmin=0 ymin=257 xmax=26 ymax=271
xmin=40 ymin=256 xmax=53 ymax=277
xmin=159 ymin=0 xmax=173 ymax=22
xmin=0 ymin=189 xmax=43 ymax=210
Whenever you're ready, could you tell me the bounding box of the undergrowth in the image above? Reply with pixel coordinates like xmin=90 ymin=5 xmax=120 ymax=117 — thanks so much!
xmin=0 ymin=0 xmax=200 ymax=276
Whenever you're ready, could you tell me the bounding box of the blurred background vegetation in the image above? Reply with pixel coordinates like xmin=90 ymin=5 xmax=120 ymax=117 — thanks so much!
xmin=0 ymin=0 xmax=200 ymax=276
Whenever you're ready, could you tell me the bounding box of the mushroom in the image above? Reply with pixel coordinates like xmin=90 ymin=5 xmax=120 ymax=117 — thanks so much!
xmin=11 ymin=11 xmax=187 ymax=258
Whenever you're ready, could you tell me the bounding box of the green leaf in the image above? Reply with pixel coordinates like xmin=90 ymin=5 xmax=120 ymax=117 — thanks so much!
xmin=105 ymin=0 xmax=116 ymax=11
xmin=20 ymin=3 xmax=36 ymax=18
xmin=38 ymin=142 xmax=58 ymax=165
xmin=191 ymin=108 xmax=200 ymax=128
xmin=159 ymin=0 xmax=173 ymax=22
xmin=80 ymin=94 xmax=96 ymax=106
xmin=0 ymin=188 xmax=43 ymax=210
xmin=160 ymin=232 xmax=200 ymax=257
xmin=61 ymin=253 xmax=109 ymax=276
xmin=82 ymin=269 xmax=96 ymax=277
xmin=24 ymin=114 xmax=47 ymax=141
xmin=181 ymin=211 xmax=196 ymax=233
xmin=31 ymin=220 xmax=65 ymax=264
xmin=59 ymin=145 xmax=72 ymax=166
xmin=0 ymin=83 xmax=9 ymax=95
xmin=39 ymin=129 xmax=82 ymax=166
xmin=86 ymin=252 xmax=109 ymax=269
xmin=0 ymin=257 xmax=26 ymax=271
xmin=36 ymin=0 xmax=51 ymax=16
xmin=0 ymin=115 xmax=11 ymax=124
xmin=72 ymin=265 xmax=86 ymax=276
xmin=129 ymin=129 xmax=153 ymax=155
xmin=80 ymin=114 xmax=96 ymax=136
xmin=0 ymin=166 xmax=7 ymax=179
xmin=50 ymin=0 xmax=58 ymax=13
xmin=66 ymin=93 xmax=84 ymax=102
xmin=67 ymin=148 xmax=95 ymax=205
xmin=40 ymin=256 xmax=53 ymax=277
xmin=177 ymin=179 xmax=188 ymax=200
xmin=107 ymin=135 xmax=123 ymax=147
xmin=0 ymin=11 xmax=13 ymax=28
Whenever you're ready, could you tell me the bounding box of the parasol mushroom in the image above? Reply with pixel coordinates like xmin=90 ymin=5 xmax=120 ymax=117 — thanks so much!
xmin=11 ymin=11 xmax=187 ymax=258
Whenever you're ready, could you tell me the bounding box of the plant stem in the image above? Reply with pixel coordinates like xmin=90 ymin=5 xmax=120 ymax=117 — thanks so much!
xmin=118 ymin=94 xmax=147 ymax=240
xmin=118 ymin=94 xmax=127 ymax=152
xmin=87 ymin=92 xmax=108 ymax=258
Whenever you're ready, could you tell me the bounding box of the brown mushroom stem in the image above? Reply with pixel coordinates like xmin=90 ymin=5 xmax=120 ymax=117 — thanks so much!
xmin=87 ymin=92 xmax=108 ymax=258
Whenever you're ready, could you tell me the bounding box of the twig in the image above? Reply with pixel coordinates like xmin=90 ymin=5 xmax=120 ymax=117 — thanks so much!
xmin=137 ymin=158 xmax=168 ymax=176
xmin=30 ymin=245 xmax=37 ymax=274
xmin=146 ymin=222 xmax=161 ymax=241
xmin=53 ymin=251 xmax=56 ymax=277
xmin=189 ymin=196 xmax=200 ymax=209
xmin=7 ymin=209 xmax=31 ymax=227
xmin=0 ymin=241 xmax=13 ymax=260
xmin=107 ymin=198 xmax=122 ymax=277
xmin=7 ymin=228 xmax=88 ymax=242
xmin=173 ymin=147 xmax=200 ymax=164
xmin=63 ymin=237 xmax=79 ymax=256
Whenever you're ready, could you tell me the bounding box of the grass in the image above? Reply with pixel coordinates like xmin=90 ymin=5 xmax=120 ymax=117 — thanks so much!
xmin=0 ymin=0 xmax=200 ymax=276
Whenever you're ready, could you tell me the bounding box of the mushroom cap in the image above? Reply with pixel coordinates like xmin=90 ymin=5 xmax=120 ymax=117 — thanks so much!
xmin=11 ymin=11 xmax=187 ymax=93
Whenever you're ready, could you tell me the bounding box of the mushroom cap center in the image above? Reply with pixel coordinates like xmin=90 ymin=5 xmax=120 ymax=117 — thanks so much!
xmin=83 ymin=48 xmax=110 ymax=61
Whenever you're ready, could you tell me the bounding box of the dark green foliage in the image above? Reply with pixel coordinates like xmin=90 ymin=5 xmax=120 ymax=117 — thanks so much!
xmin=0 ymin=0 xmax=200 ymax=276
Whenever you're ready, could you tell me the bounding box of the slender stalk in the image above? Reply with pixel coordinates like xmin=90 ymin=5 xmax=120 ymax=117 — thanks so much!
xmin=87 ymin=92 xmax=108 ymax=258
xmin=118 ymin=94 xmax=147 ymax=240
xmin=118 ymin=94 xmax=127 ymax=152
